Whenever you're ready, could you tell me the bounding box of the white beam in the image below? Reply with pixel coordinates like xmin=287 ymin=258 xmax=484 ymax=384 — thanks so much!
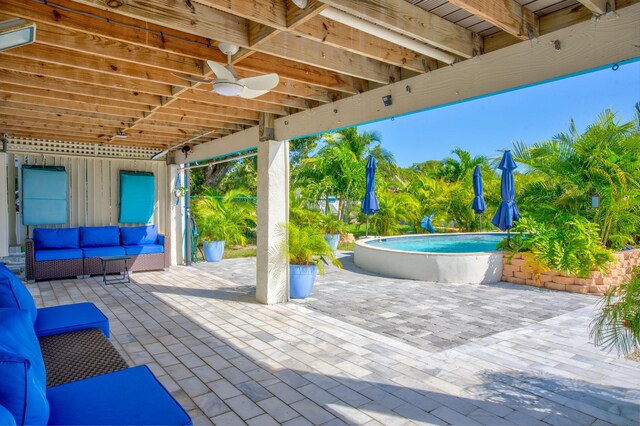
xmin=167 ymin=164 xmax=184 ymax=266
xmin=0 ymin=153 xmax=9 ymax=257
xmin=177 ymin=2 xmax=640 ymax=164
xmin=255 ymin=139 xmax=290 ymax=305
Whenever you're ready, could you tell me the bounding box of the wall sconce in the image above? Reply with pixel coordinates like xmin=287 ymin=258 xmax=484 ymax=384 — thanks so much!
xmin=591 ymin=192 xmax=600 ymax=208
xmin=382 ymin=95 xmax=392 ymax=107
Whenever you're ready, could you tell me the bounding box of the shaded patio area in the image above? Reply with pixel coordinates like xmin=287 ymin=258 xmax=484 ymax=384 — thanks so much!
xmin=29 ymin=261 xmax=640 ymax=425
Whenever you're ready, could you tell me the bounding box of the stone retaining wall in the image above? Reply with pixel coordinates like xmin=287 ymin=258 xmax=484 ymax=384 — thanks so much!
xmin=501 ymin=249 xmax=640 ymax=295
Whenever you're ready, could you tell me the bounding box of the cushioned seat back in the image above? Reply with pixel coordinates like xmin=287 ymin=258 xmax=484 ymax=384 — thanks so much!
xmin=0 ymin=264 xmax=37 ymax=324
xmin=0 ymin=309 xmax=50 ymax=426
xmin=0 ymin=403 xmax=16 ymax=425
xmin=120 ymin=225 xmax=158 ymax=246
xmin=33 ymin=228 xmax=79 ymax=250
xmin=80 ymin=226 xmax=121 ymax=248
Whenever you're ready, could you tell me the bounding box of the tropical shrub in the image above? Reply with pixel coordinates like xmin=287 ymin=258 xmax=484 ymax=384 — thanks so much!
xmin=320 ymin=214 xmax=346 ymax=235
xmin=501 ymin=215 xmax=613 ymax=277
xmin=277 ymin=223 xmax=342 ymax=273
xmin=591 ymin=267 xmax=640 ymax=357
xmin=192 ymin=188 xmax=256 ymax=246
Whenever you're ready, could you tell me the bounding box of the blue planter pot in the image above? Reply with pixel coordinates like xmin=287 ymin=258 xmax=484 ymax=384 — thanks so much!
xmin=323 ymin=234 xmax=340 ymax=251
xmin=203 ymin=240 xmax=225 ymax=262
xmin=289 ymin=264 xmax=317 ymax=299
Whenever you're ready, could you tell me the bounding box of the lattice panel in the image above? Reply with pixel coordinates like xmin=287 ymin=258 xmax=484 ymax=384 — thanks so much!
xmin=5 ymin=137 xmax=160 ymax=160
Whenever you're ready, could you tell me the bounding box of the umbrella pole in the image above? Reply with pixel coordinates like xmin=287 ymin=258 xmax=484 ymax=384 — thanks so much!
xmin=365 ymin=215 xmax=369 ymax=237
xmin=478 ymin=214 xmax=482 ymax=232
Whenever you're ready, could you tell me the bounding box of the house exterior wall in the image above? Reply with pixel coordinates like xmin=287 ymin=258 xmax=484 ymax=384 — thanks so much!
xmin=10 ymin=153 xmax=171 ymax=243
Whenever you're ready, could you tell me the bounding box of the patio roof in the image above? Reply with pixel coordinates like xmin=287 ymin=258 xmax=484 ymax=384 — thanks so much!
xmin=1 ymin=0 xmax=634 ymax=151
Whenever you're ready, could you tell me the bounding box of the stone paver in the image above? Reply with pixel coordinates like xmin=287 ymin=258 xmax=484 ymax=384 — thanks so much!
xmin=27 ymin=256 xmax=640 ymax=425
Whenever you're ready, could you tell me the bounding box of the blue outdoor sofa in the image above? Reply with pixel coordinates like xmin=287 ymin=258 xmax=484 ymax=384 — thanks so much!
xmin=26 ymin=225 xmax=170 ymax=282
xmin=0 ymin=264 xmax=191 ymax=425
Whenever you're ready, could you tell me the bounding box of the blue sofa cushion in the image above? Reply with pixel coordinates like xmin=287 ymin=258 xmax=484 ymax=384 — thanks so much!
xmin=120 ymin=225 xmax=158 ymax=246
xmin=0 ymin=263 xmax=37 ymax=324
xmin=0 ymin=309 xmax=49 ymax=426
xmin=47 ymin=365 xmax=192 ymax=426
xmin=33 ymin=228 xmax=79 ymax=250
xmin=79 ymin=226 xmax=120 ymax=248
xmin=123 ymin=244 xmax=164 ymax=255
xmin=82 ymin=246 xmax=126 ymax=258
xmin=35 ymin=249 xmax=83 ymax=262
xmin=0 ymin=403 xmax=16 ymax=426
xmin=34 ymin=302 xmax=110 ymax=338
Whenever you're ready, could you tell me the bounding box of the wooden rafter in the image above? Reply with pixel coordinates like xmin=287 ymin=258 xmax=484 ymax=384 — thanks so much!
xmin=447 ymin=0 xmax=539 ymax=40
xmin=577 ymin=0 xmax=614 ymax=15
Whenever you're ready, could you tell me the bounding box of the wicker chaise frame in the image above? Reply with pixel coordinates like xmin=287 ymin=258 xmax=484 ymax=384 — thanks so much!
xmin=27 ymin=234 xmax=171 ymax=281
xmin=26 ymin=239 xmax=84 ymax=282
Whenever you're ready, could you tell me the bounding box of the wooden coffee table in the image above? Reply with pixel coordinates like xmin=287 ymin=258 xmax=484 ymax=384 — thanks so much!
xmin=98 ymin=255 xmax=131 ymax=285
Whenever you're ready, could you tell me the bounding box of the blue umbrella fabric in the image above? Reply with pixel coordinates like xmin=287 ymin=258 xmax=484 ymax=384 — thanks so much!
xmin=472 ymin=165 xmax=486 ymax=214
xmin=420 ymin=214 xmax=437 ymax=233
xmin=361 ymin=155 xmax=380 ymax=236
xmin=361 ymin=155 xmax=380 ymax=215
xmin=491 ymin=151 xmax=520 ymax=231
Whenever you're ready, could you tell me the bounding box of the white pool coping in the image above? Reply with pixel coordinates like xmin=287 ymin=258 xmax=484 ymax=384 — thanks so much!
xmin=354 ymin=233 xmax=507 ymax=284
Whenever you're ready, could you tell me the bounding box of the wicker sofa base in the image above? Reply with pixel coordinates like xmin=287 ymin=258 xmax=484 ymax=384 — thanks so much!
xmin=129 ymin=253 xmax=168 ymax=272
xmin=39 ymin=328 xmax=129 ymax=388
xmin=31 ymin=259 xmax=84 ymax=282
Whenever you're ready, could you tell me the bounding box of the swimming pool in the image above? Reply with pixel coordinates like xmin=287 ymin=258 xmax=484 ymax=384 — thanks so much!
xmin=354 ymin=233 xmax=507 ymax=284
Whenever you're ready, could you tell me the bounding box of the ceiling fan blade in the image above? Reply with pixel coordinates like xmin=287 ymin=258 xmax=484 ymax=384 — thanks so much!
xmin=238 ymin=73 xmax=279 ymax=91
xmin=240 ymin=86 xmax=270 ymax=99
xmin=207 ymin=60 xmax=236 ymax=81
xmin=172 ymin=73 xmax=212 ymax=84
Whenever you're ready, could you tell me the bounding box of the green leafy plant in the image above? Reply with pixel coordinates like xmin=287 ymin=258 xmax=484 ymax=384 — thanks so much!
xmin=590 ymin=267 xmax=640 ymax=357
xmin=503 ymin=215 xmax=613 ymax=277
xmin=192 ymin=188 xmax=256 ymax=246
xmin=277 ymin=223 xmax=342 ymax=273
xmin=320 ymin=214 xmax=346 ymax=235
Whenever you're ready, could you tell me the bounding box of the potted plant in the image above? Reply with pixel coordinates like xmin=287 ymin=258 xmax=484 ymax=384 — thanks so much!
xmin=320 ymin=214 xmax=345 ymax=251
xmin=278 ymin=223 xmax=342 ymax=298
xmin=193 ymin=189 xmax=255 ymax=262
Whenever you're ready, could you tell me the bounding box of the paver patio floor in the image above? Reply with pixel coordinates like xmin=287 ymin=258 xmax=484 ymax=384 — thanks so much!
xmin=28 ymin=256 xmax=639 ymax=425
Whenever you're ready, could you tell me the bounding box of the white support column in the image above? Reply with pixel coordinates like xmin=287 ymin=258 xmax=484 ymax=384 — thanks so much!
xmin=6 ymin=154 xmax=16 ymax=247
xmin=0 ymin=153 xmax=9 ymax=257
xmin=167 ymin=164 xmax=184 ymax=266
xmin=256 ymin=131 xmax=290 ymax=305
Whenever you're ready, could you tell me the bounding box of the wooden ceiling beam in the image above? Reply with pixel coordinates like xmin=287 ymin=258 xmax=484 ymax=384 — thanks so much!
xmin=149 ymin=112 xmax=255 ymax=128
xmin=158 ymin=107 xmax=259 ymax=124
xmin=194 ymin=0 xmax=287 ymax=29
xmin=0 ymin=92 xmax=144 ymax=119
xmin=139 ymin=118 xmax=243 ymax=132
xmin=577 ymin=0 xmax=613 ymax=15
xmin=0 ymin=107 xmax=130 ymax=127
xmin=0 ymin=83 xmax=153 ymax=112
xmin=184 ymin=87 xmax=311 ymax=110
xmin=0 ymin=101 xmax=134 ymax=125
xmin=176 ymin=92 xmax=289 ymax=116
xmin=317 ymin=0 xmax=476 ymax=58
xmin=0 ymin=55 xmax=171 ymax=96
xmin=0 ymin=118 xmax=122 ymax=136
xmin=0 ymin=70 xmax=161 ymax=107
xmin=447 ymin=0 xmax=539 ymax=40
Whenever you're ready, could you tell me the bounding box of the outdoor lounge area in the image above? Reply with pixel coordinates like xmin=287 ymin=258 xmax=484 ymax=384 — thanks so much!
xmin=1 ymin=0 xmax=640 ymax=424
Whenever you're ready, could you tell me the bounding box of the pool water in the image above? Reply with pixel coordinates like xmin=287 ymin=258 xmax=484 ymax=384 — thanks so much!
xmin=366 ymin=233 xmax=506 ymax=253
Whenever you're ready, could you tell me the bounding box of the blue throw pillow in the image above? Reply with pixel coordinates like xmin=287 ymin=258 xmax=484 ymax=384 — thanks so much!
xmin=79 ymin=226 xmax=120 ymax=248
xmin=120 ymin=225 xmax=158 ymax=245
xmin=33 ymin=228 xmax=80 ymax=250
xmin=0 ymin=404 xmax=16 ymax=426
xmin=0 ymin=264 xmax=37 ymax=324
xmin=0 ymin=309 xmax=49 ymax=426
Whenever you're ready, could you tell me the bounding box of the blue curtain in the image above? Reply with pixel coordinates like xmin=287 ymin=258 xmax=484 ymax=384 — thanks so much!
xmin=22 ymin=166 xmax=67 ymax=225
xmin=119 ymin=171 xmax=155 ymax=224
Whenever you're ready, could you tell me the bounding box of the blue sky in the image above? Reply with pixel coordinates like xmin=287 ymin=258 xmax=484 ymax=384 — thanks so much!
xmin=360 ymin=60 xmax=640 ymax=167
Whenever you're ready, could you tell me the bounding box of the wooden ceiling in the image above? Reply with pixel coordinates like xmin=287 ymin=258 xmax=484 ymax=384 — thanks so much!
xmin=0 ymin=0 xmax=631 ymax=153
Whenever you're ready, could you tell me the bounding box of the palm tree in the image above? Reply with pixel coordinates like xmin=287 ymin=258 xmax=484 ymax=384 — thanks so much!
xmin=437 ymin=148 xmax=488 ymax=182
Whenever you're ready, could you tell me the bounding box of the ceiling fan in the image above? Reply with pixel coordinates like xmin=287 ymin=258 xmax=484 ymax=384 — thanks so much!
xmin=174 ymin=43 xmax=279 ymax=99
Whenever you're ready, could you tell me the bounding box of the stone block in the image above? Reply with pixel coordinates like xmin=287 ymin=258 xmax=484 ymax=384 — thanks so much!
xmin=514 ymin=271 xmax=532 ymax=280
xmin=545 ymin=282 xmax=566 ymax=291
xmin=525 ymin=279 xmax=544 ymax=287
xmin=565 ymin=284 xmax=589 ymax=294
xmin=589 ymin=285 xmax=611 ymax=294
xmin=510 ymin=258 xmax=526 ymax=267
xmin=553 ymin=276 xmax=575 ymax=285
xmin=510 ymin=277 xmax=526 ymax=285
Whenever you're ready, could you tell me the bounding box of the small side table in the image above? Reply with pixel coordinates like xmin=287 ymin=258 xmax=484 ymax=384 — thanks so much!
xmin=98 ymin=255 xmax=131 ymax=285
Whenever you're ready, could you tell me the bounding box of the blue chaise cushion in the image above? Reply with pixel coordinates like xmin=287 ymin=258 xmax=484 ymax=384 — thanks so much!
xmin=47 ymin=365 xmax=191 ymax=426
xmin=123 ymin=244 xmax=164 ymax=255
xmin=0 ymin=404 xmax=16 ymax=426
xmin=0 ymin=263 xmax=37 ymax=324
xmin=0 ymin=309 xmax=49 ymax=426
xmin=120 ymin=225 xmax=158 ymax=246
xmin=34 ymin=249 xmax=83 ymax=262
xmin=34 ymin=302 xmax=110 ymax=338
xmin=33 ymin=228 xmax=79 ymax=250
xmin=82 ymin=246 xmax=126 ymax=258
xmin=79 ymin=226 xmax=121 ymax=248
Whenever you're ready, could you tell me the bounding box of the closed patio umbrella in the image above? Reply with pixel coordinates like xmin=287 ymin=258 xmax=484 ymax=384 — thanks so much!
xmin=472 ymin=165 xmax=486 ymax=231
xmin=361 ymin=155 xmax=380 ymax=237
xmin=491 ymin=151 xmax=520 ymax=239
